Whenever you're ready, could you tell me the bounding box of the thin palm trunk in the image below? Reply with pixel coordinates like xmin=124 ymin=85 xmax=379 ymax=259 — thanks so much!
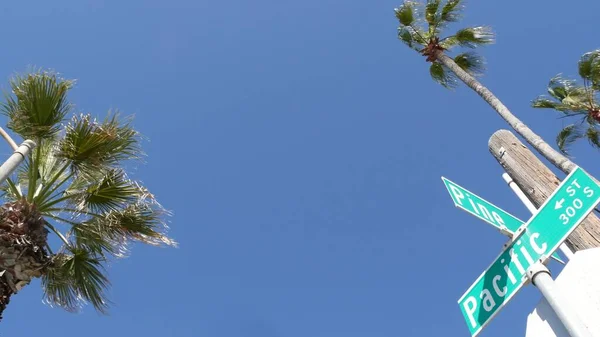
xmin=435 ymin=51 xmax=577 ymax=174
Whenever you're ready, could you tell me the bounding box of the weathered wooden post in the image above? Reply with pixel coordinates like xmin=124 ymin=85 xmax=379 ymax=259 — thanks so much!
xmin=489 ymin=129 xmax=600 ymax=251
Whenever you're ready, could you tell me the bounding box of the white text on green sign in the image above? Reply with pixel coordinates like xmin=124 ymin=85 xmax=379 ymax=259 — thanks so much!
xmin=441 ymin=177 xmax=563 ymax=263
xmin=458 ymin=167 xmax=600 ymax=336
xmin=442 ymin=177 xmax=523 ymax=235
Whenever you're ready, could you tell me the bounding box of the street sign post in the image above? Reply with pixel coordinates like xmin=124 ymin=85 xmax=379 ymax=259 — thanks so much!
xmin=442 ymin=177 xmax=563 ymax=263
xmin=457 ymin=167 xmax=600 ymax=336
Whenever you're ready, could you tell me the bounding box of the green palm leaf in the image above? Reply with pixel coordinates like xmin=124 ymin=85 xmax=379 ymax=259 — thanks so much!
xmin=394 ymin=2 xmax=417 ymax=26
xmin=587 ymin=127 xmax=600 ymax=149
xmin=556 ymin=124 xmax=584 ymax=155
xmin=42 ymin=248 xmax=111 ymax=313
xmin=0 ymin=178 xmax=21 ymax=200
xmin=578 ymin=51 xmax=597 ymax=80
xmin=12 ymin=142 xmax=68 ymax=203
xmin=545 ymin=76 xmax=590 ymax=110
xmin=108 ymin=202 xmax=175 ymax=247
xmin=578 ymin=50 xmax=600 ymax=85
xmin=71 ymin=201 xmax=176 ymax=257
xmin=425 ymin=0 xmax=441 ymax=27
xmin=2 ymin=70 xmax=74 ymax=139
xmin=397 ymin=27 xmax=421 ymax=50
xmin=531 ymin=97 xmax=571 ymax=112
xmin=453 ymin=26 xmax=494 ymax=48
xmin=56 ymin=112 xmax=141 ymax=177
xmin=440 ymin=0 xmax=462 ymax=23
xmin=430 ymin=62 xmax=456 ymax=88
xmin=69 ymin=169 xmax=143 ymax=214
xmin=454 ymin=52 xmax=484 ymax=76
xmin=71 ymin=221 xmax=121 ymax=257
xmin=547 ymin=76 xmax=576 ymax=101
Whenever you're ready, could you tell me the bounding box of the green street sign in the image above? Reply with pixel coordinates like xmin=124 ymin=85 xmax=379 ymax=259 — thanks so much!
xmin=442 ymin=177 xmax=525 ymax=235
xmin=458 ymin=167 xmax=600 ymax=336
xmin=441 ymin=177 xmax=563 ymax=263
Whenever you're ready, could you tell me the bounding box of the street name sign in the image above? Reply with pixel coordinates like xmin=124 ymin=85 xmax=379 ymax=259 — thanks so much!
xmin=457 ymin=167 xmax=600 ymax=336
xmin=442 ymin=177 xmax=528 ymax=235
xmin=441 ymin=177 xmax=563 ymax=263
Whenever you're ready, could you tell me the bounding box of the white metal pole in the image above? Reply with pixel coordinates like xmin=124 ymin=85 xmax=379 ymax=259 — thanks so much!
xmin=0 ymin=140 xmax=35 ymax=183
xmin=527 ymin=262 xmax=592 ymax=337
xmin=502 ymin=172 xmax=575 ymax=261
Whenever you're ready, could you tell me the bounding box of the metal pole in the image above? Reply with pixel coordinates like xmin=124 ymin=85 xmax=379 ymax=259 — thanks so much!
xmin=502 ymin=172 xmax=575 ymax=261
xmin=0 ymin=140 xmax=35 ymax=184
xmin=527 ymin=262 xmax=592 ymax=337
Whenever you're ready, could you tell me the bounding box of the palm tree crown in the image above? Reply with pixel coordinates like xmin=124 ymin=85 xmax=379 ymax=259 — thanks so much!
xmin=394 ymin=0 xmax=494 ymax=87
xmin=0 ymin=70 xmax=175 ymax=317
xmin=532 ymin=50 xmax=600 ymax=154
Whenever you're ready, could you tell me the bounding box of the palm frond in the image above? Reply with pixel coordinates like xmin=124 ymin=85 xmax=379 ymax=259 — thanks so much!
xmin=430 ymin=62 xmax=457 ymax=88
xmin=36 ymin=173 xmax=100 ymax=213
xmin=546 ymin=76 xmax=590 ymax=110
xmin=394 ymin=2 xmax=417 ymax=26
xmin=9 ymin=159 xmax=31 ymax=194
xmin=35 ymin=142 xmax=65 ymax=185
xmin=531 ymin=97 xmax=572 ymax=112
xmin=579 ymin=50 xmax=600 ymax=85
xmin=556 ymin=124 xmax=584 ymax=155
xmin=397 ymin=27 xmax=422 ymax=50
xmin=587 ymin=127 xmax=600 ymax=149
xmin=71 ymin=200 xmax=175 ymax=258
xmin=593 ymin=55 xmax=600 ymax=90
xmin=108 ymin=202 xmax=176 ymax=247
xmin=17 ymin=141 xmax=70 ymax=203
xmin=1 ymin=70 xmax=74 ymax=139
xmin=425 ymin=0 xmax=441 ymax=28
xmin=438 ymin=35 xmax=458 ymax=50
xmin=440 ymin=0 xmax=462 ymax=23
xmin=453 ymin=26 xmax=494 ymax=48
xmin=547 ymin=76 xmax=576 ymax=101
xmin=0 ymin=178 xmax=23 ymax=201
xmin=42 ymin=248 xmax=110 ymax=313
xmin=71 ymin=220 xmax=122 ymax=257
xmin=453 ymin=52 xmax=485 ymax=76
xmin=63 ymin=174 xmax=95 ymax=198
xmin=56 ymin=112 xmax=142 ymax=177
xmin=68 ymin=169 xmax=143 ymax=214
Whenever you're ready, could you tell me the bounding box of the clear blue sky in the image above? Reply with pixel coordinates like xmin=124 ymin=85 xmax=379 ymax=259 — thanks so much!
xmin=1 ymin=0 xmax=600 ymax=336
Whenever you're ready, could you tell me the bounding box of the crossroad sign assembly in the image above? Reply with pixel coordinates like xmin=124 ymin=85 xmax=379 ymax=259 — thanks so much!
xmin=456 ymin=167 xmax=600 ymax=336
xmin=442 ymin=177 xmax=563 ymax=263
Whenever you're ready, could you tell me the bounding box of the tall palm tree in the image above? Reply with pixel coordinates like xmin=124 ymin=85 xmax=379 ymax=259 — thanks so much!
xmin=0 ymin=70 xmax=175 ymax=320
xmin=532 ymin=50 xmax=600 ymax=154
xmin=394 ymin=0 xmax=578 ymax=174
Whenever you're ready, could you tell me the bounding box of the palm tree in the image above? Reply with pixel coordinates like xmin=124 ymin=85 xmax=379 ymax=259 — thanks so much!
xmin=395 ymin=0 xmax=493 ymax=87
xmin=532 ymin=50 xmax=600 ymax=155
xmin=394 ymin=0 xmax=578 ymax=174
xmin=0 ymin=70 xmax=176 ymax=320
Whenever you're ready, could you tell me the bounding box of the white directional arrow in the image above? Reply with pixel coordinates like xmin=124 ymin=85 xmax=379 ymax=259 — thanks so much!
xmin=555 ymin=198 xmax=565 ymax=210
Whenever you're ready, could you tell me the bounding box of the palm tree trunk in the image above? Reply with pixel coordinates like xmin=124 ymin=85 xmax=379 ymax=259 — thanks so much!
xmin=0 ymin=200 xmax=49 ymax=321
xmin=434 ymin=51 xmax=576 ymax=174
xmin=0 ymin=233 xmax=46 ymax=321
